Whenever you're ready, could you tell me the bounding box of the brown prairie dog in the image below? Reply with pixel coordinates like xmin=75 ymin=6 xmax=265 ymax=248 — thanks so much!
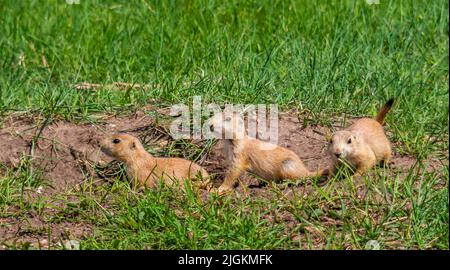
xmin=100 ymin=134 xmax=210 ymax=190
xmin=328 ymin=98 xmax=394 ymax=177
xmin=206 ymin=112 xmax=325 ymax=194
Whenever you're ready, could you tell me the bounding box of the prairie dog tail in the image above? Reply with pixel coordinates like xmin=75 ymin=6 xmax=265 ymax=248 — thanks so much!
xmin=375 ymin=98 xmax=394 ymax=124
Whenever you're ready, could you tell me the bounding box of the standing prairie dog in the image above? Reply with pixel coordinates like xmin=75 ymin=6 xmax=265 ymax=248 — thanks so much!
xmin=100 ymin=134 xmax=210 ymax=190
xmin=328 ymin=98 xmax=394 ymax=177
xmin=206 ymin=112 xmax=326 ymax=195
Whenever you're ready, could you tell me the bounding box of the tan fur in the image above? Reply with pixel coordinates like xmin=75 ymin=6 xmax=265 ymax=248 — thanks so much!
xmin=207 ymin=112 xmax=325 ymax=194
xmin=328 ymin=99 xmax=394 ymax=177
xmin=100 ymin=134 xmax=210 ymax=190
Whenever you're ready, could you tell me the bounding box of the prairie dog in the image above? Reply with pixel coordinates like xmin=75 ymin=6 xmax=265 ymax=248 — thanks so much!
xmin=100 ymin=134 xmax=210 ymax=190
xmin=206 ymin=112 xmax=325 ymax=194
xmin=328 ymin=98 xmax=394 ymax=177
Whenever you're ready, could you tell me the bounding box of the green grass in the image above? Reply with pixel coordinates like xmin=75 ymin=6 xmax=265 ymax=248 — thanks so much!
xmin=0 ymin=158 xmax=48 ymax=216
xmin=1 ymin=0 xmax=448 ymax=155
xmin=5 ymin=161 xmax=446 ymax=250
xmin=81 ymin=183 xmax=289 ymax=249
xmin=0 ymin=0 xmax=448 ymax=250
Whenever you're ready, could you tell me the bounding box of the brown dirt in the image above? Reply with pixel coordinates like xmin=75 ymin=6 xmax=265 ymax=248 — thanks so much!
xmin=0 ymin=109 xmax=447 ymax=249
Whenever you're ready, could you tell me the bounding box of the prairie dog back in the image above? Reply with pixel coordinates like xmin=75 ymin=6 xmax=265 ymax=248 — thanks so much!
xmin=347 ymin=118 xmax=391 ymax=161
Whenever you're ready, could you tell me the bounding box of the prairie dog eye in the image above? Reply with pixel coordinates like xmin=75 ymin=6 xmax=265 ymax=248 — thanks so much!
xmin=113 ymin=139 xmax=121 ymax=144
xmin=347 ymin=138 xmax=352 ymax=144
xmin=330 ymin=139 xmax=333 ymax=144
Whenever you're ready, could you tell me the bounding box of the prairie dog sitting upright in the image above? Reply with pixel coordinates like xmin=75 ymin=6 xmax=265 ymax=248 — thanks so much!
xmin=328 ymin=98 xmax=394 ymax=177
xmin=206 ymin=111 xmax=325 ymax=194
xmin=100 ymin=134 xmax=210 ymax=190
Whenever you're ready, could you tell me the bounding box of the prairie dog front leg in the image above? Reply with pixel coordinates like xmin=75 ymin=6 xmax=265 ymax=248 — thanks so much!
xmin=353 ymin=152 xmax=376 ymax=177
xmin=218 ymin=155 xmax=248 ymax=194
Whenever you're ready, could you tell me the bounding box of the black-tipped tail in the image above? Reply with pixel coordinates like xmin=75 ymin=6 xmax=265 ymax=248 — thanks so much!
xmin=375 ymin=98 xmax=394 ymax=124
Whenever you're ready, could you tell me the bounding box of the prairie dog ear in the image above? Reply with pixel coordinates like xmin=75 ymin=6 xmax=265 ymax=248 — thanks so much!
xmin=130 ymin=141 xmax=136 ymax=150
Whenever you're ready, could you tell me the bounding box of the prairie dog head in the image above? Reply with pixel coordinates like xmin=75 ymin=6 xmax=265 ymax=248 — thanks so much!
xmin=206 ymin=111 xmax=246 ymax=140
xmin=100 ymin=134 xmax=145 ymax=162
xmin=328 ymin=131 xmax=361 ymax=161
